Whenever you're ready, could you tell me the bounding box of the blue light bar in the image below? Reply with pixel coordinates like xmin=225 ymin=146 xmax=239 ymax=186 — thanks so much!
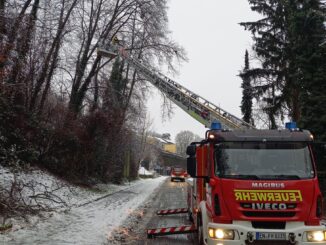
xmin=211 ymin=121 xmax=222 ymax=130
xmin=285 ymin=122 xmax=297 ymax=129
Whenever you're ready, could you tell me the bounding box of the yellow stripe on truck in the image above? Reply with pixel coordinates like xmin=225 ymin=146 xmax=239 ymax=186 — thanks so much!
xmin=234 ymin=190 xmax=302 ymax=202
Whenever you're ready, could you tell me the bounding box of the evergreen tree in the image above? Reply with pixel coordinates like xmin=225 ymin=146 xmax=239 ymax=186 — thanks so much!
xmin=111 ymin=58 xmax=123 ymax=103
xmin=240 ymin=0 xmax=288 ymax=129
xmin=291 ymin=0 xmax=326 ymax=140
xmin=240 ymin=50 xmax=253 ymax=125
xmin=105 ymin=58 xmax=128 ymax=109
xmin=241 ymin=0 xmax=326 ymax=135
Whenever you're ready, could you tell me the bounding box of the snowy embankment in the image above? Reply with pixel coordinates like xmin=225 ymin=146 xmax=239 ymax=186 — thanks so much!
xmin=0 ymin=165 xmax=166 ymax=244
xmin=138 ymin=166 xmax=155 ymax=177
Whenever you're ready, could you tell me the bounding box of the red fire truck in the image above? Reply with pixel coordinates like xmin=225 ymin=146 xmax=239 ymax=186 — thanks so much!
xmin=96 ymin=42 xmax=326 ymax=244
xmin=186 ymin=122 xmax=326 ymax=244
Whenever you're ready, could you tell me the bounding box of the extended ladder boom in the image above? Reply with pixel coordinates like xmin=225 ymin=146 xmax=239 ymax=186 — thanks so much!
xmin=97 ymin=44 xmax=255 ymax=129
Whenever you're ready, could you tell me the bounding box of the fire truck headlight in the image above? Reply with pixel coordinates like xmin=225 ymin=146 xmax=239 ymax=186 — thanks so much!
xmin=208 ymin=228 xmax=214 ymax=238
xmin=208 ymin=134 xmax=215 ymax=140
xmin=208 ymin=228 xmax=235 ymax=240
xmin=306 ymin=231 xmax=326 ymax=242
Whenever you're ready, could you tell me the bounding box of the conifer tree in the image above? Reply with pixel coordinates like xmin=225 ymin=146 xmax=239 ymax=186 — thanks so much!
xmin=241 ymin=0 xmax=326 ymax=134
xmin=107 ymin=58 xmax=128 ymax=109
xmin=240 ymin=0 xmax=288 ymax=129
xmin=240 ymin=50 xmax=253 ymax=125
xmin=291 ymin=0 xmax=326 ymax=140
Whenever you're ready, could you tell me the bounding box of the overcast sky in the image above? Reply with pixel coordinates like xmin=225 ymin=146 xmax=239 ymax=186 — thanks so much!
xmin=146 ymin=0 xmax=260 ymax=142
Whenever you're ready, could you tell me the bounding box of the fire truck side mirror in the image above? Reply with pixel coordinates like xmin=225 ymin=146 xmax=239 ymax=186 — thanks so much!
xmin=187 ymin=156 xmax=196 ymax=177
xmin=186 ymin=145 xmax=197 ymax=177
xmin=186 ymin=145 xmax=196 ymax=156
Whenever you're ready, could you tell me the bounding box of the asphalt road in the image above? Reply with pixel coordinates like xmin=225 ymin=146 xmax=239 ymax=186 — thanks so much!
xmin=110 ymin=178 xmax=197 ymax=245
xmin=110 ymin=177 xmax=326 ymax=245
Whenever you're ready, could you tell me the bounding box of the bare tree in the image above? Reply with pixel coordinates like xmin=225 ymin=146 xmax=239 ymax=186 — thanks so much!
xmin=68 ymin=0 xmax=186 ymax=116
xmin=68 ymin=0 xmax=134 ymax=114
xmin=29 ymin=0 xmax=78 ymax=112
xmin=0 ymin=0 xmax=6 ymax=37
xmin=6 ymin=0 xmax=40 ymax=86
xmin=0 ymin=0 xmax=187 ymax=185
xmin=175 ymin=130 xmax=201 ymax=156
xmin=0 ymin=0 xmax=34 ymax=81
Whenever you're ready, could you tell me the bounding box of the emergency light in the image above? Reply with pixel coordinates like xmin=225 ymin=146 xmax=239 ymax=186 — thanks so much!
xmin=211 ymin=121 xmax=222 ymax=130
xmin=285 ymin=121 xmax=297 ymax=130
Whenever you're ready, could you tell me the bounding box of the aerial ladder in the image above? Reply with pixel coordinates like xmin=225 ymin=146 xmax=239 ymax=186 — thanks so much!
xmin=97 ymin=41 xmax=255 ymax=239
xmin=97 ymin=42 xmax=255 ymax=130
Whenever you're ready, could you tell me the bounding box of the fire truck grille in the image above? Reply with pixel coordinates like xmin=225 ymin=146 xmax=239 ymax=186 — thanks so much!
xmin=251 ymin=221 xmax=286 ymax=229
xmin=243 ymin=211 xmax=296 ymax=218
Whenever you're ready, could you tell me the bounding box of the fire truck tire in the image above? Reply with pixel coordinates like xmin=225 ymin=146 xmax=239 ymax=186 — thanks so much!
xmin=197 ymin=215 xmax=204 ymax=245
xmin=170 ymin=178 xmax=174 ymax=182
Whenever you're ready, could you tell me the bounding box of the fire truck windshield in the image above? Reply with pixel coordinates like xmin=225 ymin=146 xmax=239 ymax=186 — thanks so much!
xmin=214 ymin=142 xmax=314 ymax=180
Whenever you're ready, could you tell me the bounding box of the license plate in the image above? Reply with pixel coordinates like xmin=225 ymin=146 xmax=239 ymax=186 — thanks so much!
xmin=256 ymin=232 xmax=286 ymax=240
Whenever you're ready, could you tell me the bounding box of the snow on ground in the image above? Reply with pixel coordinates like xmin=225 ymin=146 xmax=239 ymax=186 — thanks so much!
xmin=138 ymin=166 xmax=154 ymax=176
xmin=0 ymin=165 xmax=142 ymax=209
xmin=0 ymin=165 xmax=167 ymax=244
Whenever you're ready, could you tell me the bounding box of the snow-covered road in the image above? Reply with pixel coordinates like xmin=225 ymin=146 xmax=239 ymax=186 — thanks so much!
xmin=1 ymin=176 xmax=166 ymax=245
xmin=109 ymin=179 xmax=196 ymax=245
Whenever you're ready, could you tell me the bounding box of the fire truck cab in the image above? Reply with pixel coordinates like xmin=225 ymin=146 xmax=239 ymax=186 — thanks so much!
xmin=186 ymin=122 xmax=326 ymax=245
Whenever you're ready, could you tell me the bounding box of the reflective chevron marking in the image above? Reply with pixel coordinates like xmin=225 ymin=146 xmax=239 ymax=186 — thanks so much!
xmin=147 ymin=224 xmax=197 ymax=238
xmin=156 ymin=208 xmax=188 ymax=215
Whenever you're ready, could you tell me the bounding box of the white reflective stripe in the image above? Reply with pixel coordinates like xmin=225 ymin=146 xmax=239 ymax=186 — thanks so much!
xmin=175 ymin=227 xmax=182 ymax=232
xmin=149 ymin=225 xmax=196 ymax=234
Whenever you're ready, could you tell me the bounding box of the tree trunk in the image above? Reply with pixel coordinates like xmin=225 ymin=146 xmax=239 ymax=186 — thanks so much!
xmin=6 ymin=0 xmax=40 ymax=85
xmin=91 ymin=73 xmax=99 ymax=112
xmin=38 ymin=37 xmax=61 ymax=113
xmin=0 ymin=0 xmax=6 ymax=36
xmin=0 ymin=0 xmax=33 ymax=73
xmin=69 ymin=56 xmax=101 ymax=114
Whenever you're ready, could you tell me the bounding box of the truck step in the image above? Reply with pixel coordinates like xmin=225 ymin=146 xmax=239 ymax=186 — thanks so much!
xmin=156 ymin=208 xmax=188 ymax=215
xmin=147 ymin=224 xmax=197 ymax=238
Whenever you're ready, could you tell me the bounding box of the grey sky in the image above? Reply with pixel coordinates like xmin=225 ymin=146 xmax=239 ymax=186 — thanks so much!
xmin=147 ymin=0 xmax=260 ymax=141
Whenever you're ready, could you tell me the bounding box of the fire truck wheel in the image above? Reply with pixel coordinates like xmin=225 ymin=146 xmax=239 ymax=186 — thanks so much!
xmin=197 ymin=215 xmax=204 ymax=245
xmin=170 ymin=178 xmax=174 ymax=182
